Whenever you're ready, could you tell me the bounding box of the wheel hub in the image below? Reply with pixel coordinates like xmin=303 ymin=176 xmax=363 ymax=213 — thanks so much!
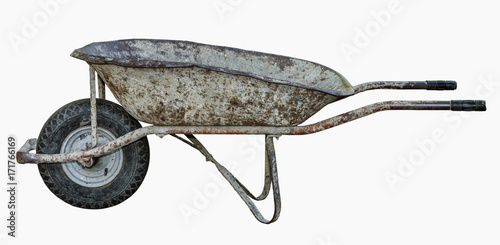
xmin=60 ymin=126 xmax=123 ymax=188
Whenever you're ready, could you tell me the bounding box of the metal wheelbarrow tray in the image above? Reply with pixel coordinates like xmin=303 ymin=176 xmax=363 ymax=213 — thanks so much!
xmin=16 ymin=39 xmax=486 ymax=224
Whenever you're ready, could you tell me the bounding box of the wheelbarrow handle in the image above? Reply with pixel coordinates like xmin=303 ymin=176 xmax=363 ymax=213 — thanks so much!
xmin=353 ymin=80 xmax=457 ymax=93
xmin=451 ymin=100 xmax=487 ymax=111
xmin=292 ymin=100 xmax=486 ymax=135
xmin=426 ymin=80 xmax=457 ymax=90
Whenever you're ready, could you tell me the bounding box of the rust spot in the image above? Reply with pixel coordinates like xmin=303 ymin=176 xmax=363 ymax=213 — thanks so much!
xmin=229 ymin=97 xmax=243 ymax=107
xmin=265 ymin=55 xmax=294 ymax=71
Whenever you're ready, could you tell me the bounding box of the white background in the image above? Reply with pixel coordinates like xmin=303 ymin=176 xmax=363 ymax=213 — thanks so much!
xmin=1 ymin=0 xmax=499 ymax=244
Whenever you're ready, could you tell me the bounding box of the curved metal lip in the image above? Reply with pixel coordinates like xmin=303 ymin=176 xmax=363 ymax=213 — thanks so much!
xmin=70 ymin=39 xmax=354 ymax=97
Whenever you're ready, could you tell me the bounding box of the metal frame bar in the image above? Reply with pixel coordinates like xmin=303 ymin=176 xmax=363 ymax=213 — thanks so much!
xmin=352 ymin=80 xmax=457 ymax=94
xmin=16 ymin=100 xmax=485 ymax=164
xmin=97 ymin=75 xmax=106 ymax=99
xmin=89 ymin=66 xmax=98 ymax=148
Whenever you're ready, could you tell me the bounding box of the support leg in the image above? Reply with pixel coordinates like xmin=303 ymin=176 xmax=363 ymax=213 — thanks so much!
xmin=180 ymin=134 xmax=281 ymax=224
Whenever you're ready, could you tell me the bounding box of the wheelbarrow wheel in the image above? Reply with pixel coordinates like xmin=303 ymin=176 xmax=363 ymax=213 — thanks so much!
xmin=36 ymin=99 xmax=150 ymax=209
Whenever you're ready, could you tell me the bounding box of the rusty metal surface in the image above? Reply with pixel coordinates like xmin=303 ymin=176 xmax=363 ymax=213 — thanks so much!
xmin=97 ymin=75 xmax=106 ymax=99
xmin=71 ymin=39 xmax=353 ymax=96
xmin=353 ymin=81 xmax=428 ymax=94
xmin=17 ymin=100 xmax=475 ymax=164
xmin=291 ymin=100 xmax=452 ymax=135
xmin=16 ymin=138 xmax=37 ymax=163
xmin=352 ymin=80 xmax=458 ymax=94
xmin=89 ymin=66 xmax=98 ymax=148
xmin=93 ymin=64 xmax=338 ymax=126
xmin=70 ymin=39 xmax=355 ymax=126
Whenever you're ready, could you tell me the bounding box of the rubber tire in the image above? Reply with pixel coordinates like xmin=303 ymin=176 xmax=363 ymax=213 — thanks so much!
xmin=37 ymin=99 xmax=150 ymax=209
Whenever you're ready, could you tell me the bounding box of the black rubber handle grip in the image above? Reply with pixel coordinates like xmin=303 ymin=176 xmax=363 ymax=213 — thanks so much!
xmin=451 ymin=100 xmax=486 ymax=111
xmin=427 ymin=80 xmax=457 ymax=90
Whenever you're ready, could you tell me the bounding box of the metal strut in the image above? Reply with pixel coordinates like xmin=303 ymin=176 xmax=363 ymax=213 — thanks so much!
xmin=89 ymin=65 xmax=98 ymax=149
xmin=174 ymin=134 xmax=281 ymax=224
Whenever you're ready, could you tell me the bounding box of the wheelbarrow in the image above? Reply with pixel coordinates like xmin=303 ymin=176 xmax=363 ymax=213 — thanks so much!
xmin=16 ymin=39 xmax=486 ymax=224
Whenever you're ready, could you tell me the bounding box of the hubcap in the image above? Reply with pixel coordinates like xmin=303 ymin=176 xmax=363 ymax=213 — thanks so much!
xmin=60 ymin=126 xmax=123 ymax=188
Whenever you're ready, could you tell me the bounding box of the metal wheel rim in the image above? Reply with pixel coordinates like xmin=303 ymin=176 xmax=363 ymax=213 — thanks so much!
xmin=60 ymin=126 xmax=123 ymax=188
